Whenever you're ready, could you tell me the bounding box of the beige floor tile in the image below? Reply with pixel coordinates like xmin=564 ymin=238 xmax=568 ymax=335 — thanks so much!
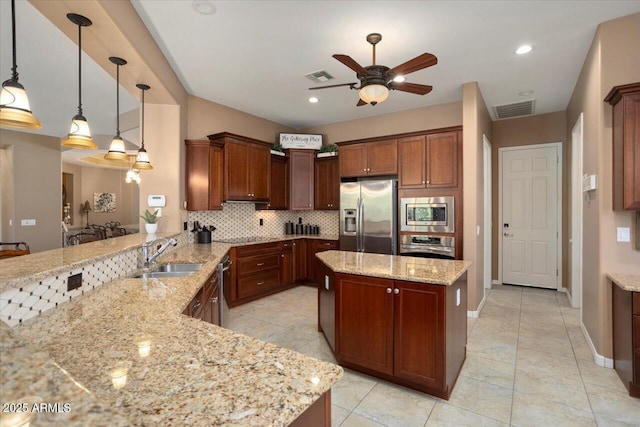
xmin=447 ymin=376 xmax=513 ymax=423
xmin=426 ymin=402 xmax=509 ymax=426
xmin=332 ymin=369 xmax=378 ymax=411
xmin=340 ymin=413 xmax=386 ymax=427
xmin=576 ymin=358 xmax=627 ymax=391
xmin=569 ymin=335 xmax=594 ymax=361
xmin=514 ymin=368 xmax=591 ymax=411
xmin=467 ymin=331 xmax=518 ymax=364
xmin=584 ymin=382 xmax=640 ymax=425
xmin=332 ymin=404 xmax=351 ymax=427
xmin=261 ymin=325 xmax=318 ymax=351
xmin=354 ymin=382 xmax=436 ymax=427
xmin=459 ymin=354 xmax=515 ymax=388
xmin=510 ymin=390 xmax=596 ymax=427
xmin=516 ymin=346 xmax=581 ymax=381
xmin=517 ymin=329 xmax=575 ymax=358
xmin=296 ymin=336 xmax=337 ymax=363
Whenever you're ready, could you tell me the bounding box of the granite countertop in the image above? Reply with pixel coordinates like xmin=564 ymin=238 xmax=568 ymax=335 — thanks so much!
xmin=3 ymin=242 xmax=342 ymax=426
xmin=316 ymin=250 xmax=471 ymax=285
xmin=608 ymin=273 xmax=640 ymax=292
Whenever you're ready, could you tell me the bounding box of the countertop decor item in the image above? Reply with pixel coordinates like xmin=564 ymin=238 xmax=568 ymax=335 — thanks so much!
xmin=0 ymin=0 xmax=41 ymax=130
xmin=140 ymin=209 xmax=159 ymax=234
xmin=104 ymin=57 xmax=128 ymax=161
xmin=61 ymin=13 xmax=96 ymax=149
xmin=132 ymin=84 xmax=153 ymax=170
xmin=317 ymin=143 xmax=338 ymax=157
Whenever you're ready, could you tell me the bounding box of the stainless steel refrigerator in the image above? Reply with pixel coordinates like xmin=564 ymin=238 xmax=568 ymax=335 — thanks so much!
xmin=340 ymin=179 xmax=397 ymax=254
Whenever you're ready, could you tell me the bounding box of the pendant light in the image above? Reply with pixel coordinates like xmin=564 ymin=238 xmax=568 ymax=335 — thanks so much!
xmin=0 ymin=0 xmax=42 ymax=129
xmin=104 ymin=57 xmax=128 ymax=160
xmin=62 ymin=13 xmax=95 ymax=149
xmin=132 ymin=83 xmax=153 ymax=170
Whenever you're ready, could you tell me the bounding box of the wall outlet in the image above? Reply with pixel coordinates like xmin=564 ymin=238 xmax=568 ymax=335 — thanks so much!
xmin=617 ymin=227 xmax=631 ymax=242
xmin=67 ymin=273 xmax=82 ymax=292
xmin=259 ymin=218 xmax=264 ymax=226
xmin=21 ymin=219 xmax=36 ymax=226
xmin=183 ymin=221 xmax=188 ymax=231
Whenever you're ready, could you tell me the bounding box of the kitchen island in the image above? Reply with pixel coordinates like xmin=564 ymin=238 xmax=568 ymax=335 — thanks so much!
xmin=1 ymin=239 xmax=342 ymax=426
xmin=316 ymin=250 xmax=471 ymax=400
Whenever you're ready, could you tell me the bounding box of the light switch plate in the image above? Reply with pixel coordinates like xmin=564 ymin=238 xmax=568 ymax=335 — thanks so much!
xmin=617 ymin=227 xmax=631 ymax=242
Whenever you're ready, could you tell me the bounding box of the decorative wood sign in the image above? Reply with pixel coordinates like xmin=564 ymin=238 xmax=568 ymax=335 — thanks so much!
xmin=279 ymin=133 xmax=323 ymax=150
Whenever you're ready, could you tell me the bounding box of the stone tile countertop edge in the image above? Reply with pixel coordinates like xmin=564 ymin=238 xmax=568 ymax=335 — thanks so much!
xmin=316 ymin=250 xmax=472 ymax=285
xmin=607 ymin=273 xmax=640 ymax=292
xmin=7 ymin=243 xmax=343 ymax=426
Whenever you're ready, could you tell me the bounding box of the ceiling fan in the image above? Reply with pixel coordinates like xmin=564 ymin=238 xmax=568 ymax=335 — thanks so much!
xmin=310 ymin=33 xmax=437 ymax=106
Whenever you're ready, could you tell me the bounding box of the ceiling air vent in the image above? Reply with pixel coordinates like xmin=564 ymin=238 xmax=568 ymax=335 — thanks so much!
xmin=493 ymin=99 xmax=536 ymax=119
xmin=305 ymin=70 xmax=335 ymax=84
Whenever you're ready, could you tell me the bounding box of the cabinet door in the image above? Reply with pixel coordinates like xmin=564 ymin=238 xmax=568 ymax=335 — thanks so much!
xmin=367 ymin=139 xmax=398 ymax=175
xmin=289 ymin=150 xmax=314 ymax=210
xmin=293 ymin=239 xmax=307 ymax=281
xmin=225 ymin=139 xmax=251 ymax=200
xmin=269 ymin=155 xmax=289 ymax=209
xmin=185 ymin=140 xmax=212 ymax=211
xmin=340 ymin=144 xmax=368 ymax=177
xmin=426 ymin=132 xmax=458 ymax=188
xmin=315 ymin=157 xmax=339 ymax=210
xmin=393 ymin=281 xmax=445 ymax=388
xmin=318 ymin=262 xmax=336 ymax=352
xmin=398 ymin=136 xmax=426 ymax=189
xmin=210 ymin=282 xmax=220 ymax=326
xmin=336 ymin=274 xmax=394 ymax=375
xmin=250 ymin=143 xmax=271 ymax=201
xmin=208 ymin=144 xmax=224 ymax=209
xmin=279 ymin=248 xmax=293 ymax=286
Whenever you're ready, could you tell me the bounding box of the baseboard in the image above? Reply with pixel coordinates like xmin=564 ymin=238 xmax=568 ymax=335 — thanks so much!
xmin=467 ymin=291 xmax=488 ymax=318
xmin=492 ymin=279 xmax=500 ymax=285
xmin=580 ymin=321 xmax=614 ymax=368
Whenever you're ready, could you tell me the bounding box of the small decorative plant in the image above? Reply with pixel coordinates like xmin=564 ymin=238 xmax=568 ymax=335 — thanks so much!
xmin=271 ymin=143 xmax=285 ymax=152
xmin=140 ymin=209 xmax=159 ymax=224
xmin=318 ymin=144 xmax=338 ymax=153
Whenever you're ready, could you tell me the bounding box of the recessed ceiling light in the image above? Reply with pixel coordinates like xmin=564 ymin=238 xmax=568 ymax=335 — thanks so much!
xmin=393 ymin=76 xmax=405 ymax=83
xmin=515 ymin=45 xmax=532 ymax=55
xmin=309 ymin=97 xmax=319 ymax=103
xmin=518 ymin=90 xmax=534 ymax=96
xmin=192 ymin=0 xmax=216 ymax=15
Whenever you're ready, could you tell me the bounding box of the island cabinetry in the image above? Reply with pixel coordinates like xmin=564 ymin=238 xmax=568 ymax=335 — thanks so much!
xmin=398 ymin=130 xmax=460 ymax=189
xmin=185 ymin=140 xmax=224 ymax=211
xmin=339 ymin=139 xmax=397 ymax=178
xmin=317 ymin=261 xmax=336 ymax=351
xmin=289 ymin=149 xmax=315 ymax=210
xmin=315 ymin=156 xmax=339 ymax=210
xmin=612 ymin=283 xmax=640 ymax=398
xmin=605 ymin=82 xmax=640 ymax=210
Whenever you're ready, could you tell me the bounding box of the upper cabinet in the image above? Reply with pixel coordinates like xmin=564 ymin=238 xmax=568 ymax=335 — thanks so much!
xmin=340 ymin=139 xmax=397 ymax=178
xmin=267 ymin=154 xmax=289 ymax=210
xmin=185 ymin=140 xmax=224 ymax=211
xmin=398 ymin=130 xmax=460 ymax=189
xmin=605 ymin=82 xmax=640 ymax=210
xmin=289 ymin=149 xmax=315 ymax=210
xmin=208 ymin=133 xmax=271 ymax=202
xmin=315 ymin=156 xmax=339 ymax=210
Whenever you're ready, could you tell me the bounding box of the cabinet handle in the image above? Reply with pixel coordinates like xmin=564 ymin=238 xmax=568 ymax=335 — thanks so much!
xmin=257 ymin=262 xmax=264 ymax=266
xmin=257 ymin=281 xmax=265 ymax=286
xmin=422 ymin=180 xmax=426 ymax=184
xmin=386 ymin=288 xmax=392 ymax=294
xmin=363 ymin=168 xmax=367 ymax=172
xmin=426 ymin=180 xmax=430 ymax=185
xmin=211 ymin=297 xmax=218 ymax=303
xmin=281 ymin=254 xmax=284 ymax=258
xmin=394 ymin=288 xmax=399 ymax=295
xmin=193 ymin=300 xmax=201 ymax=310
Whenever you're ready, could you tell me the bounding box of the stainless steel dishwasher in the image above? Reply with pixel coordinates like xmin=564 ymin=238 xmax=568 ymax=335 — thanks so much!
xmin=218 ymin=255 xmax=232 ymax=327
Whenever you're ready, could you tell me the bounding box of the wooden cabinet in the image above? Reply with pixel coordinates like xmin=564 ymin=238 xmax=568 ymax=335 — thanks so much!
xmin=340 ymin=139 xmax=397 ymax=177
xmin=185 ymin=140 xmax=223 ymax=211
xmin=208 ymin=132 xmax=271 ymax=202
xmin=315 ymin=157 xmax=339 ymax=210
xmin=317 ymin=261 xmax=336 ymax=352
xmin=289 ymin=149 xmax=314 ymax=210
xmin=398 ymin=131 xmax=459 ymax=189
xmin=268 ymin=154 xmax=288 ymax=210
xmin=183 ymin=270 xmax=220 ymax=326
xmin=613 ymin=284 xmax=640 ymax=398
xmin=605 ymin=82 xmax=640 ymax=210
xmin=328 ymin=271 xmax=467 ymax=400
xmin=308 ymin=239 xmax=339 ymax=283
xmin=279 ymin=240 xmax=293 ymax=286
xmin=293 ymin=239 xmax=307 ymax=282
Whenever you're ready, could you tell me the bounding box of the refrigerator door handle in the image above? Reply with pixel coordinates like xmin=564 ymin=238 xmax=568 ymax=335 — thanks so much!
xmin=359 ymin=198 xmax=365 ymax=252
xmin=356 ymin=197 xmax=361 ymax=252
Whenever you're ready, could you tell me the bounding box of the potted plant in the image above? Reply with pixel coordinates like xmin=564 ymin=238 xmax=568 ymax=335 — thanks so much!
xmin=316 ymin=144 xmax=338 ymax=157
xmin=140 ymin=209 xmax=159 ymax=234
xmin=270 ymin=143 xmax=286 ymax=156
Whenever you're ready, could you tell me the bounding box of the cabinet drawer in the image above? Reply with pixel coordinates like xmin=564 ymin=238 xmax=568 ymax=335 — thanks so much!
xmin=237 ymin=254 xmax=280 ymax=276
xmin=316 ymin=240 xmax=338 ymax=250
xmin=634 ymin=315 xmax=640 ymax=351
xmin=235 ymin=242 xmax=281 ymax=257
xmin=633 ymin=293 xmax=640 ymax=315
xmin=635 ymin=351 xmax=640 ymax=386
xmin=238 ymin=270 xmax=280 ymax=299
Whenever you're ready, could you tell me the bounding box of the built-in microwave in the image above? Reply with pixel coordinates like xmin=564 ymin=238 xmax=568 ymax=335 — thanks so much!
xmin=400 ymin=196 xmax=455 ymax=233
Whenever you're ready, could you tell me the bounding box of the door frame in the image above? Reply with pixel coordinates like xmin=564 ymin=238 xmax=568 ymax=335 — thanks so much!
xmin=497 ymin=142 xmax=562 ymax=290
xmin=483 ymin=135 xmax=492 ymax=290
xmin=570 ymin=114 xmax=583 ymax=308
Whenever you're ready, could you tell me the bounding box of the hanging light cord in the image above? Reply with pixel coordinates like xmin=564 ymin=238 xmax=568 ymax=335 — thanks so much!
xmin=77 ymin=23 xmax=83 ymax=116
xmin=9 ymin=0 xmax=18 ymax=81
xmin=140 ymin=87 xmax=145 ymax=148
xmin=115 ymin=63 xmax=120 ymax=136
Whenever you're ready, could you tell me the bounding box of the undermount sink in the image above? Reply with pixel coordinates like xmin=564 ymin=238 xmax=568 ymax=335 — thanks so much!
xmin=131 ymin=263 xmax=203 ymax=279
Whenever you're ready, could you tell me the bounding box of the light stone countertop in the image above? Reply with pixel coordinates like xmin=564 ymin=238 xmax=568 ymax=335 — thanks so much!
xmin=316 ymin=250 xmax=471 ymax=285
xmin=608 ymin=273 xmax=640 ymax=292
xmin=3 ymin=239 xmax=342 ymax=426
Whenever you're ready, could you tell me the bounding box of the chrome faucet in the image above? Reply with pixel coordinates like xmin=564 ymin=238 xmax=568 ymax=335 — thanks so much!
xmin=142 ymin=238 xmax=178 ymax=268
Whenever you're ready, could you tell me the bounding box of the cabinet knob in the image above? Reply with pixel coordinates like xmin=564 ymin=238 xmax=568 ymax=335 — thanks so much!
xmin=211 ymin=297 xmax=218 ymax=303
xmin=426 ymin=181 xmax=430 ymax=185
xmin=257 ymin=262 xmax=264 ymax=266
xmin=386 ymin=288 xmax=392 ymax=294
xmin=281 ymin=254 xmax=284 ymax=258
xmin=394 ymin=288 xmax=399 ymax=295
xmin=257 ymin=281 xmax=265 ymax=286
xmin=422 ymin=180 xmax=425 ymax=184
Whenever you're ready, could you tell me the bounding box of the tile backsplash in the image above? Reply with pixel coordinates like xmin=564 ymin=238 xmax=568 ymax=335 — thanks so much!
xmin=187 ymin=203 xmax=339 ymax=241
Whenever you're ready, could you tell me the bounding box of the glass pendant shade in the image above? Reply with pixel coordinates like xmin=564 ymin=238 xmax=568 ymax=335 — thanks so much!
xmin=133 ymin=147 xmax=153 ymax=170
xmin=0 ymin=80 xmax=41 ymax=129
xmin=61 ymin=113 xmax=96 ymax=149
xmin=105 ymin=135 xmax=127 ymax=160
xmin=359 ymin=84 xmax=389 ymax=105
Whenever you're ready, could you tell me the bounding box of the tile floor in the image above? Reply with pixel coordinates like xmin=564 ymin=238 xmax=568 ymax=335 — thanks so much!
xmin=227 ymin=284 xmax=640 ymax=426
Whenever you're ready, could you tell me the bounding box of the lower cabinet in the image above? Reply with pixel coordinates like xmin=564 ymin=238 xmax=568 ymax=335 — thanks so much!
xmin=183 ymin=270 xmax=220 ymax=326
xmin=293 ymin=239 xmax=307 ymax=282
xmin=308 ymin=239 xmax=339 ymax=283
xmin=328 ymin=271 xmax=467 ymax=400
xmin=612 ymin=285 xmax=640 ymax=398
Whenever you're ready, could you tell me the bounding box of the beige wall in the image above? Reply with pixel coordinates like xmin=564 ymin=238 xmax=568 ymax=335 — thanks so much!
xmin=0 ymin=129 xmax=62 ymax=252
xmin=462 ymin=83 xmax=493 ymax=311
xmin=566 ymin=12 xmax=640 ymax=359
xmin=303 ymin=101 xmax=462 ymax=143
xmin=491 ymin=111 xmax=568 ymax=287
xmin=61 ymin=163 xmax=82 ymax=227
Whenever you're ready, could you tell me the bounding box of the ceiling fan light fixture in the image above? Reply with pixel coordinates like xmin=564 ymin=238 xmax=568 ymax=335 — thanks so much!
xmin=392 ymin=75 xmax=406 ymax=83
xmin=308 ymin=96 xmax=319 ymax=103
xmin=515 ymin=44 xmax=532 ymax=55
xmin=359 ymin=84 xmax=389 ymax=106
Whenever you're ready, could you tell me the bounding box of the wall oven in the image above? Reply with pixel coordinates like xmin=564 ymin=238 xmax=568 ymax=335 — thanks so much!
xmin=400 ymin=235 xmax=455 ymax=260
xmin=400 ymin=196 xmax=455 ymax=233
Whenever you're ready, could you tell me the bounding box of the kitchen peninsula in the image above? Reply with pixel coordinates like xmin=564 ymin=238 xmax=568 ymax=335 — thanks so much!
xmin=316 ymin=250 xmax=470 ymax=400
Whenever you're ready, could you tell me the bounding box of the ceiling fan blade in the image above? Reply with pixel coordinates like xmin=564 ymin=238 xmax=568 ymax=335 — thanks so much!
xmin=333 ymin=54 xmax=369 ymax=75
xmin=357 ymin=99 xmax=367 ymax=107
xmin=392 ymin=82 xmax=433 ymax=95
xmin=387 ymin=53 xmax=437 ymax=76
xmin=309 ymin=82 xmax=358 ymax=90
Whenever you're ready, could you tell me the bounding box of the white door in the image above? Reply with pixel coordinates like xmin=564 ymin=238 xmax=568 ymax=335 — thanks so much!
xmin=501 ymin=145 xmax=559 ymax=289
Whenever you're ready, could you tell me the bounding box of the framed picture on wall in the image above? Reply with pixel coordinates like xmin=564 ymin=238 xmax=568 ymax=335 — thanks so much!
xmin=94 ymin=192 xmax=116 ymax=213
